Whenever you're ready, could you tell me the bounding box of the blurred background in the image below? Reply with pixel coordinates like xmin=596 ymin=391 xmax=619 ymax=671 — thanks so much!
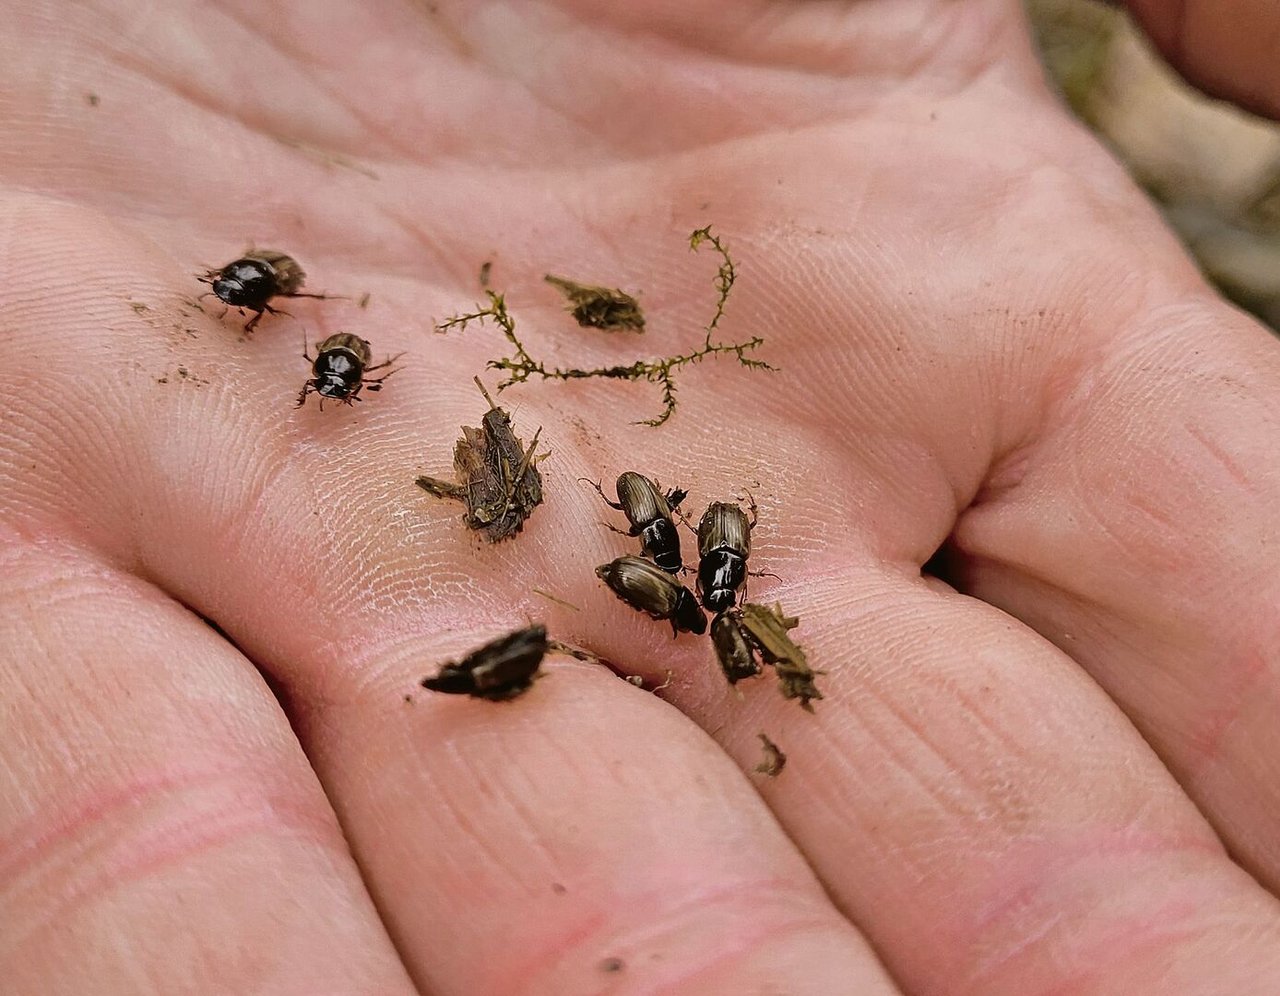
xmin=1029 ymin=0 xmax=1280 ymax=328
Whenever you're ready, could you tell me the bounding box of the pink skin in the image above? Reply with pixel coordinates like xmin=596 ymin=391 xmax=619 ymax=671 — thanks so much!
xmin=3 ymin=1 xmax=1280 ymax=992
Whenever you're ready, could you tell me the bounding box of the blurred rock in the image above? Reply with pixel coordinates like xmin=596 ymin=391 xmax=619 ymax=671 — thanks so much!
xmin=1028 ymin=0 xmax=1280 ymax=327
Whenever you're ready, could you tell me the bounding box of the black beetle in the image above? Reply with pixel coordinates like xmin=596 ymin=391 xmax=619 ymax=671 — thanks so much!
xmin=696 ymin=499 xmax=756 ymax=614
xmin=710 ymin=610 xmax=762 ymax=684
xmin=198 ymin=250 xmax=328 ymax=333
xmin=296 ymin=332 xmax=401 ymax=408
xmin=420 ymin=624 xmax=548 ymax=701
xmin=588 ymin=471 xmax=687 ymax=573
xmin=596 ymin=556 xmax=706 ymax=636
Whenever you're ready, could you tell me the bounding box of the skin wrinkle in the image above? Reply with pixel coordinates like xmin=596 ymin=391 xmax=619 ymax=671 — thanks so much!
xmin=499 ymin=876 xmax=838 ymax=995
xmin=1181 ymin=419 xmax=1255 ymax=491
xmin=564 ymin=0 xmax=1012 ymax=86
xmin=99 ymin=0 xmax=407 ymax=165
xmin=1184 ymin=649 xmax=1272 ymax=774
xmin=208 ymin=1 xmax=435 ymax=163
xmin=4 ymin=772 xmax=344 ymax=951
xmin=956 ymin=833 xmax=1275 ymax=990
xmin=953 ymin=555 xmax=1272 ymax=781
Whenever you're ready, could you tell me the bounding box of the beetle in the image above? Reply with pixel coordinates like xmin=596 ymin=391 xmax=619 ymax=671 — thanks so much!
xmin=296 ymin=332 xmax=401 ymax=408
xmin=197 ymin=249 xmax=328 ymax=332
xmin=587 ymin=471 xmax=687 ymax=573
xmin=596 ymin=556 xmax=706 ymax=636
xmin=710 ymin=610 xmax=761 ymax=684
xmin=696 ymin=498 xmax=756 ymax=613
xmin=419 ymin=624 xmax=548 ymax=701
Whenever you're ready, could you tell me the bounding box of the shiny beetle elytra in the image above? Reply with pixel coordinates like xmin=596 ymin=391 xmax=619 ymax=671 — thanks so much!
xmin=588 ymin=471 xmax=687 ymax=574
xmin=696 ymin=498 xmax=756 ymax=613
xmin=198 ymin=249 xmax=327 ymax=333
xmin=596 ymin=556 xmax=706 ymax=636
xmin=296 ymin=332 xmax=401 ymax=409
xmin=420 ymin=624 xmax=548 ymax=701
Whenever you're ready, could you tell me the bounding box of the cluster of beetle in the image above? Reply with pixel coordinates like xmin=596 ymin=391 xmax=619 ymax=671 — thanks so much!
xmin=195 ymin=249 xmax=817 ymax=719
xmin=591 ymin=471 xmax=775 ymax=688
xmin=197 ymin=250 xmax=400 ymax=407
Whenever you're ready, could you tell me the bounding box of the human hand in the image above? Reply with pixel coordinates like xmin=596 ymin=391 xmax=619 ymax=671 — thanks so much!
xmin=4 ymin=2 xmax=1280 ymax=992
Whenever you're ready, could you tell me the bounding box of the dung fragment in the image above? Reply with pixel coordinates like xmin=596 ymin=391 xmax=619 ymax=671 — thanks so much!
xmin=754 ymin=733 xmax=786 ymax=777
xmin=545 ymin=274 xmax=645 ymax=332
xmin=415 ymin=378 xmax=544 ymax=542
xmin=738 ymin=602 xmax=825 ymax=712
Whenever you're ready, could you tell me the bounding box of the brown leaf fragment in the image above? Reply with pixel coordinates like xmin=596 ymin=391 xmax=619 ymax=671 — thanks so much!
xmin=544 ymin=274 xmax=645 ymax=332
xmin=739 ymin=602 xmax=825 ymax=712
xmin=414 ymin=378 xmax=544 ymax=542
xmin=754 ymin=733 xmax=786 ymax=777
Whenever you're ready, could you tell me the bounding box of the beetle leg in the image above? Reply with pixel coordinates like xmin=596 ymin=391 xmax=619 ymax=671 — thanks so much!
xmin=364 ymin=352 xmax=405 ymax=375
xmin=578 ymin=478 xmax=625 ymax=511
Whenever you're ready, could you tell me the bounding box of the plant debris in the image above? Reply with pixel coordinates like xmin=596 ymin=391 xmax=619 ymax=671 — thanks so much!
xmin=532 ymin=588 xmax=580 ymax=611
xmin=754 ymin=733 xmax=786 ymax=777
xmin=419 ymin=624 xmax=548 ymax=701
xmin=738 ymin=602 xmax=825 ymax=712
xmin=436 ymin=227 xmax=772 ymax=427
xmin=415 ymin=378 xmax=544 ymax=542
xmin=544 ymin=274 xmax=645 ymax=332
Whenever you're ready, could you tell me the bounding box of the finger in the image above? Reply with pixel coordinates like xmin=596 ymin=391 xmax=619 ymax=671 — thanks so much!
xmin=1124 ymin=0 xmax=1280 ymax=118
xmin=297 ymin=643 xmax=899 ymax=994
xmin=0 ymin=539 xmax=413 ymax=994
xmin=600 ymin=563 xmax=1280 ymax=993
xmin=954 ymin=296 xmax=1280 ymax=892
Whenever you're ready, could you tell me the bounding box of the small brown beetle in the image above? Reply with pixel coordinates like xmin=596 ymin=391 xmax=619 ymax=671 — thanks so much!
xmin=710 ymin=610 xmax=762 ymax=684
xmin=588 ymin=471 xmax=688 ymax=573
xmin=198 ymin=250 xmax=328 ymax=333
xmin=697 ymin=499 xmax=756 ymax=613
xmin=296 ymin=332 xmax=401 ymax=408
xmin=419 ymin=624 xmax=548 ymax=701
xmin=596 ymin=556 xmax=706 ymax=636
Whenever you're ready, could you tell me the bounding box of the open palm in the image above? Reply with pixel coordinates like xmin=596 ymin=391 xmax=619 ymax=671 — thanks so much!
xmin=5 ymin=1 xmax=1280 ymax=992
